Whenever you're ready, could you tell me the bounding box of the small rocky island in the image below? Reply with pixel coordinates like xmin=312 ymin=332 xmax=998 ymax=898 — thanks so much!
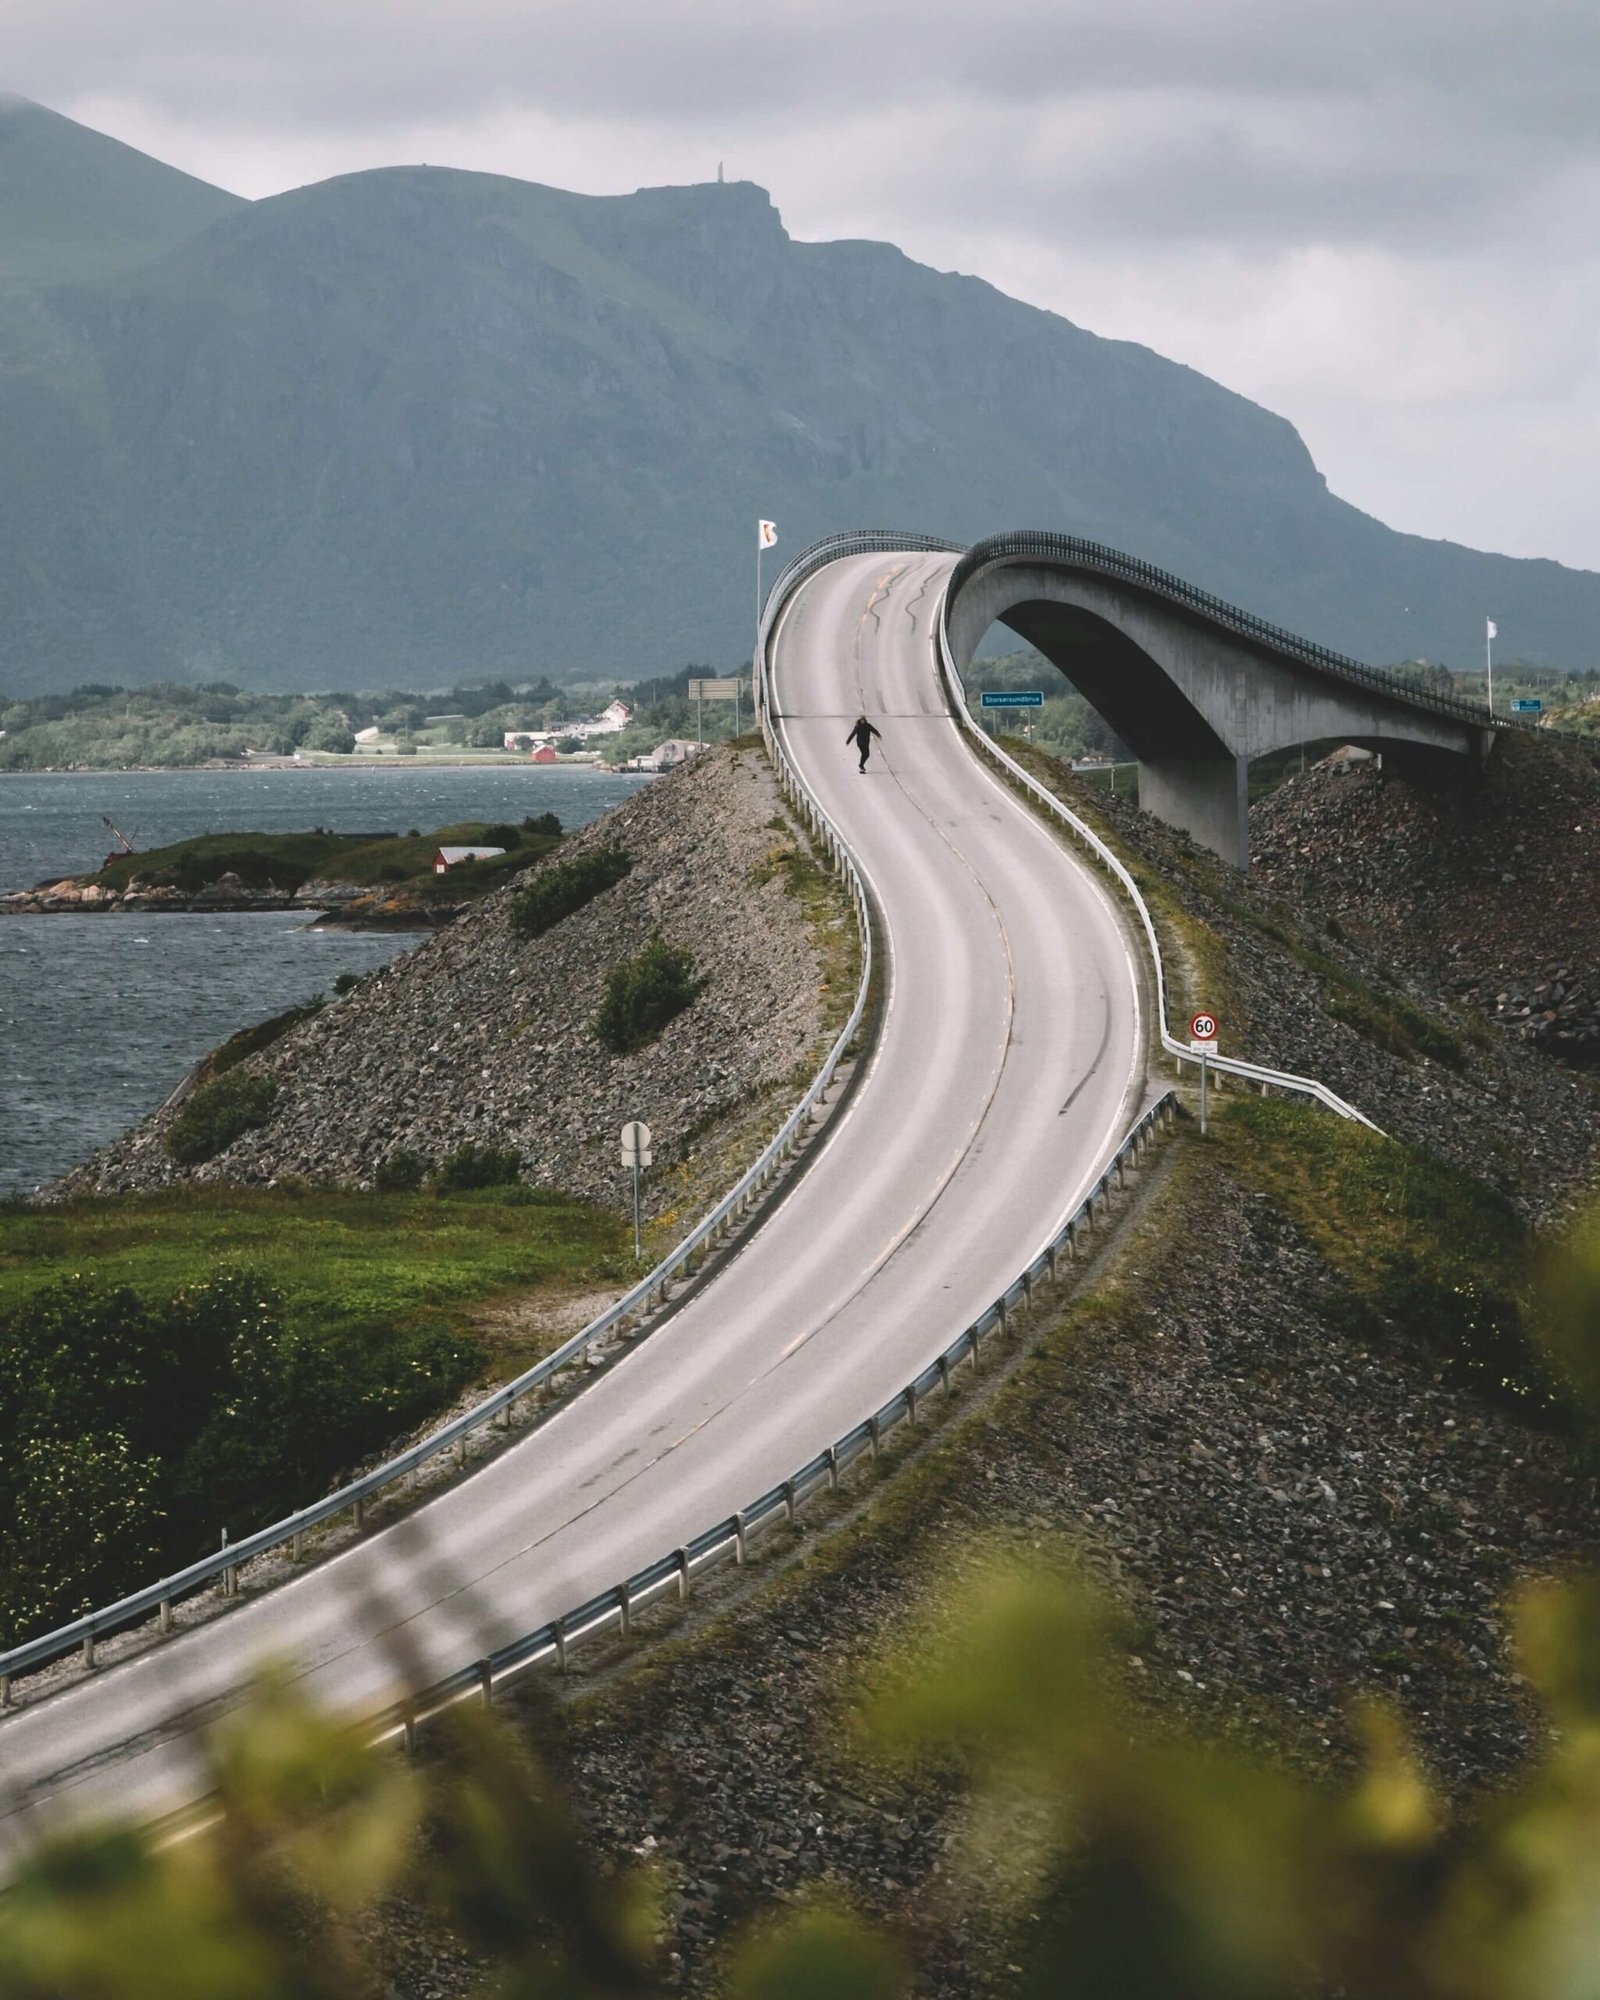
xmin=0 ymin=816 xmax=564 ymax=928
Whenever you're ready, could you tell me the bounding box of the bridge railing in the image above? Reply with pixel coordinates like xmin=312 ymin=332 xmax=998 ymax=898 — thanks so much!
xmin=947 ymin=531 xmax=1563 ymax=738
xmin=0 ymin=569 xmax=901 ymax=1697
xmin=931 ymin=574 xmax=1383 ymax=1128
xmin=322 ymin=537 xmax=1182 ymax=1741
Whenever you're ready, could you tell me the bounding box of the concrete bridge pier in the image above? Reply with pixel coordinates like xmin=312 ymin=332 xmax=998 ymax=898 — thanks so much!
xmin=1138 ymin=754 xmax=1250 ymax=872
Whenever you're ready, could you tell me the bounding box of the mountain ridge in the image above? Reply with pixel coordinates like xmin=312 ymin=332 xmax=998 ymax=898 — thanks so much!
xmin=1 ymin=99 xmax=1595 ymax=694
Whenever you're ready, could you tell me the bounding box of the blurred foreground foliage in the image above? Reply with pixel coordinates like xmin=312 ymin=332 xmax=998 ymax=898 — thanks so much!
xmin=10 ymin=1561 xmax=1600 ymax=2000
xmin=4 ymin=1206 xmax=1600 ymax=1995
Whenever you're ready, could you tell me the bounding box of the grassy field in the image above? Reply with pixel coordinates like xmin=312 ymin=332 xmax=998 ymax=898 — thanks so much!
xmin=0 ymin=1182 xmax=629 ymax=1339
xmin=0 ymin=1183 xmax=634 ymax=1642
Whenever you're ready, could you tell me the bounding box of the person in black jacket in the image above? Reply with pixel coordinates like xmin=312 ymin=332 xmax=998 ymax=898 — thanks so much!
xmin=847 ymin=714 xmax=882 ymax=772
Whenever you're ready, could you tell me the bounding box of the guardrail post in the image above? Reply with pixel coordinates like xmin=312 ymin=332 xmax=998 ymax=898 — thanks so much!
xmin=555 ymin=1622 xmax=568 ymax=1676
xmin=939 ymin=1355 xmax=952 ymax=1398
xmin=998 ymin=1297 xmax=1010 ymax=1337
xmin=1047 ymin=1243 xmax=1058 ymax=1280
xmin=497 ymin=1400 xmax=512 ymax=1431
xmin=870 ymin=1415 xmax=882 ymax=1460
xmin=82 ymin=1628 xmax=95 ymax=1670
xmin=906 ymin=1382 xmax=918 ymax=1426
xmin=478 ymin=1658 xmax=494 ymax=1707
xmin=292 ymin=1529 xmax=305 ymax=1563
xmin=402 ymin=1703 xmax=417 ymax=1755
xmin=0 ymin=1672 xmax=9 ymax=1706
xmin=784 ymin=1478 xmax=797 ymax=1524
xmin=620 ymin=1581 xmax=632 ymax=1637
xmin=353 ymin=1494 xmax=365 ymax=1531
xmin=159 ymin=1598 xmax=172 ymax=1634
xmin=677 ymin=1548 xmax=692 ymax=1600
xmin=733 ymin=1511 xmax=747 ymax=1564
xmin=827 ymin=1445 xmax=839 ymax=1491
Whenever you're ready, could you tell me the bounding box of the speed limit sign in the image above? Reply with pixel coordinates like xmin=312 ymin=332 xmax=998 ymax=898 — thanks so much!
xmin=1189 ymin=1013 xmax=1218 ymax=1045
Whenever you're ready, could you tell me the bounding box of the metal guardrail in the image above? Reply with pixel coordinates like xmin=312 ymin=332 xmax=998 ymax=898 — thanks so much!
xmin=0 ymin=637 xmax=891 ymax=1697
xmin=946 ymin=530 xmax=1560 ymax=739
xmin=931 ymin=572 xmax=1384 ymax=1129
xmin=351 ymin=1092 xmax=1178 ymax=1748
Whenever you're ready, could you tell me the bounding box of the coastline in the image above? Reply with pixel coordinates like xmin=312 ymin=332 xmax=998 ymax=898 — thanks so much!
xmin=0 ymin=754 xmax=626 ymax=776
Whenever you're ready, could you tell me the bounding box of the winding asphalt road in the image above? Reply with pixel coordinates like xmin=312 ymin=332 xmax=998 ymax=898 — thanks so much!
xmin=0 ymin=550 xmax=1147 ymax=1847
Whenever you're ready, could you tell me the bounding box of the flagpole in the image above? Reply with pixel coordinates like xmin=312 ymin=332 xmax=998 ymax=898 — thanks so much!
xmin=1486 ymin=619 xmax=1494 ymax=716
xmin=755 ymin=540 xmax=763 ymax=719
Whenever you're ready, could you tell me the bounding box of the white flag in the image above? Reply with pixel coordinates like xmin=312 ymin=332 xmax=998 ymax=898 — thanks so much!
xmin=1486 ymin=618 xmax=1498 ymax=640
xmin=758 ymin=520 xmax=778 ymax=549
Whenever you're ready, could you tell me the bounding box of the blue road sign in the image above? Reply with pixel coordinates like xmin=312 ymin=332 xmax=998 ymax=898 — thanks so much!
xmin=980 ymin=690 xmax=1044 ymax=708
xmin=1511 ymin=698 xmax=1543 ymax=713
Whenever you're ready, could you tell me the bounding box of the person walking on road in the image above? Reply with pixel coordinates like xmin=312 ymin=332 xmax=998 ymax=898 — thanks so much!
xmin=847 ymin=714 xmax=882 ymax=773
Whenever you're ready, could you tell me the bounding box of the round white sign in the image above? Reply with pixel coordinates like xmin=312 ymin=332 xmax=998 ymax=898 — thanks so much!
xmin=1189 ymin=1013 xmax=1218 ymax=1043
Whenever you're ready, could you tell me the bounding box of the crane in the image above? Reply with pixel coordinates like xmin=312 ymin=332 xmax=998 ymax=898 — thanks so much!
xmin=101 ymin=815 xmax=137 ymax=855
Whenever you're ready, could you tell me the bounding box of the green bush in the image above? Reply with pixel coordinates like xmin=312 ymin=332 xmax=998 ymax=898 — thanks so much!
xmin=509 ymin=844 xmax=631 ymax=939
xmin=0 ymin=1268 xmax=484 ymax=1645
xmin=373 ymin=1148 xmax=429 ymax=1192
xmin=433 ymin=1144 xmax=523 ymax=1192
xmin=479 ymin=823 xmax=522 ymax=848
xmin=166 ymin=1072 xmax=279 ymax=1165
xmin=521 ymin=811 xmax=561 ymax=835
xmin=594 ymin=933 xmax=704 ymax=1054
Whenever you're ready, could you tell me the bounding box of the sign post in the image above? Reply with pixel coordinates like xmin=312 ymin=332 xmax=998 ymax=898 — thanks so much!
xmin=756 ymin=520 xmax=778 ymax=715
xmin=688 ymin=678 xmax=742 ymax=747
xmin=620 ymin=1120 xmax=653 ymax=1260
xmin=1189 ymin=1014 xmax=1218 ymax=1134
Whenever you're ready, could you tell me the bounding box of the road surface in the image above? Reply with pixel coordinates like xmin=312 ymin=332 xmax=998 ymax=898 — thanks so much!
xmin=0 ymin=551 xmax=1146 ymax=1846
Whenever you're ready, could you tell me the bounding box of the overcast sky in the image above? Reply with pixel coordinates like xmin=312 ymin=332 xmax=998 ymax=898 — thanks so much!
xmin=14 ymin=0 xmax=1600 ymax=571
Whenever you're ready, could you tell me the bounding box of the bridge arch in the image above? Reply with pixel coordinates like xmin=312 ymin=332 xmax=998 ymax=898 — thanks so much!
xmin=944 ymin=537 xmax=1498 ymax=867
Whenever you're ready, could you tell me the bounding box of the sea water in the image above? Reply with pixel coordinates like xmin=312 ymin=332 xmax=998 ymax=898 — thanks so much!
xmin=0 ymin=765 xmax=648 ymax=1197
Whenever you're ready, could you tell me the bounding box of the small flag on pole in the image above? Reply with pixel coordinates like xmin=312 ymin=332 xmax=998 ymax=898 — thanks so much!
xmin=758 ymin=520 xmax=778 ymax=549
xmin=1486 ymin=619 xmax=1498 ymax=639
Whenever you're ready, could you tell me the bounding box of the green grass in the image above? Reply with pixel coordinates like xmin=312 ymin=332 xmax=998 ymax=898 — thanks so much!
xmin=0 ymin=1183 xmax=629 ymax=1338
xmin=1211 ymin=1097 xmax=1563 ymax=1419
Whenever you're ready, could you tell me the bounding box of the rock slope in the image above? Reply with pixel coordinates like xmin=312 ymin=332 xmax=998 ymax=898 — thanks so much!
xmin=52 ymin=745 xmax=834 ymax=1208
xmin=1020 ymin=749 xmax=1600 ymax=1224
xmin=1251 ymin=735 xmax=1600 ymax=1066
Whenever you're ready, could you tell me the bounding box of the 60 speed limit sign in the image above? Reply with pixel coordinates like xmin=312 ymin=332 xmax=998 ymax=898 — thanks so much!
xmin=1189 ymin=1013 xmax=1218 ymax=1045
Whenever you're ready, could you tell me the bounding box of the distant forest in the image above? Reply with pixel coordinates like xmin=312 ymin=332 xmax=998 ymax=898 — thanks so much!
xmin=0 ymin=667 xmax=750 ymax=772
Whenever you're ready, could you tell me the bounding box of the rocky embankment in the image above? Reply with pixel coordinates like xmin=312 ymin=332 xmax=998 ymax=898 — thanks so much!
xmin=1029 ymin=747 xmax=1600 ymax=1224
xmin=359 ymin=743 xmax=1600 ymax=1997
xmin=50 ymin=745 xmax=834 ymax=1208
xmin=1251 ymin=734 xmax=1600 ymax=1065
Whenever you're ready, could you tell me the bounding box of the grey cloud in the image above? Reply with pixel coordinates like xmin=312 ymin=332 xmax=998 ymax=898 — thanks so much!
xmin=11 ymin=0 xmax=1598 ymax=260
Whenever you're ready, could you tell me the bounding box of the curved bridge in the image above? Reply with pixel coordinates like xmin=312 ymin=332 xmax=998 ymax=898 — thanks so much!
xmin=944 ymin=532 xmax=1509 ymax=868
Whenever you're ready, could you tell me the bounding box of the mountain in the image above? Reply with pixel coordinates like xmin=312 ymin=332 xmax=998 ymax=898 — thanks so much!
xmin=0 ymin=93 xmax=243 ymax=286
xmin=1 ymin=99 xmax=1596 ymax=695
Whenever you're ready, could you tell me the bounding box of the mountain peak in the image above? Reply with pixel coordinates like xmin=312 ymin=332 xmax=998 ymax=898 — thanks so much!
xmin=0 ymin=94 xmax=243 ymax=285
